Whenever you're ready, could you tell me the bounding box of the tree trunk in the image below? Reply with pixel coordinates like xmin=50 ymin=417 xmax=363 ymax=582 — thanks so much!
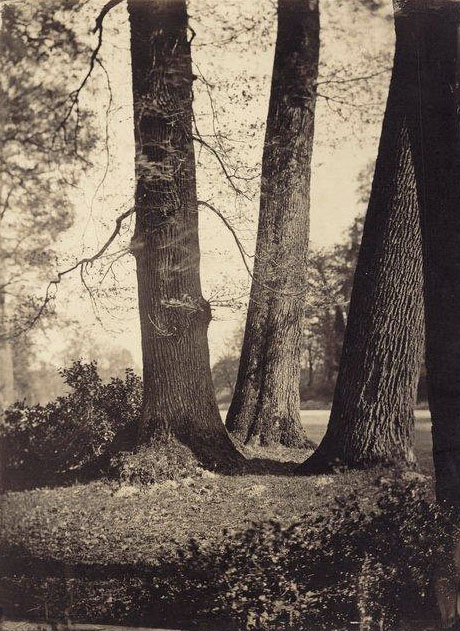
xmin=299 ymin=4 xmax=425 ymax=473
xmin=0 ymin=286 xmax=14 ymax=412
xmin=225 ymin=0 xmax=319 ymax=448
xmin=333 ymin=305 xmax=346 ymax=368
xmin=404 ymin=0 xmax=460 ymax=512
xmin=0 ymin=14 xmax=14 ymax=412
xmin=128 ymin=0 xmax=242 ymax=470
xmin=307 ymin=345 xmax=314 ymax=388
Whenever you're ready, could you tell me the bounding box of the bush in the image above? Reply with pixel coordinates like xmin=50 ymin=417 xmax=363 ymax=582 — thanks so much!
xmin=1 ymin=471 xmax=458 ymax=629
xmin=169 ymin=470 xmax=458 ymax=630
xmin=1 ymin=360 xmax=142 ymax=486
xmin=111 ymin=437 xmax=199 ymax=486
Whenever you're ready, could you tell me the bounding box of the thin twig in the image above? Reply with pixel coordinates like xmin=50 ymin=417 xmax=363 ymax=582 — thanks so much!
xmin=197 ymin=200 xmax=253 ymax=276
xmin=18 ymin=207 xmax=135 ymax=337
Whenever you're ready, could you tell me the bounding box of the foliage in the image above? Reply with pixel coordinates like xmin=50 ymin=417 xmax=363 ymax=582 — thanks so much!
xmin=301 ymin=214 xmax=363 ymax=402
xmin=0 ymin=470 xmax=456 ymax=629
xmin=175 ymin=471 xmax=456 ymax=630
xmin=0 ymin=0 xmax=95 ymax=336
xmin=212 ymin=324 xmax=244 ymax=402
xmin=112 ymin=439 xmax=200 ymax=486
xmin=1 ymin=360 xmax=142 ymax=485
xmin=212 ymin=355 xmax=240 ymax=402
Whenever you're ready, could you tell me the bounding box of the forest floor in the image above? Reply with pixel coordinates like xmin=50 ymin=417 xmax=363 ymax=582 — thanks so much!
xmin=0 ymin=411 xmax=435 ymax=567
xmin=0 ymin=411 xmax=437 ymax=629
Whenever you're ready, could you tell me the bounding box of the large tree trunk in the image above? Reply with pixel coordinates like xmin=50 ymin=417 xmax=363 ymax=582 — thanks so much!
xmin=298 ymin=4 xmax=425 ymax=473
xmin=404 ymin=0 xmax=460 ymax=512
xmin=128 ymin=0 xmax=242 ymax=470
xmin=225 ymin=0 xmax=319 ymax=448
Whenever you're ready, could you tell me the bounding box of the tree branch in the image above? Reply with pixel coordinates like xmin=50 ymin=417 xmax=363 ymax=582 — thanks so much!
xmin=198 ymin=201 xmax=309 ymax=300
xmin=16 ymin=206 xmax=135 ymax=338
xmin=197 ymin=200 xmax=253 ymax=277
xmin=93 ymin=0 xmax=126 ymax=34
xmin=54 ymin=0 xmax=125 ymax=141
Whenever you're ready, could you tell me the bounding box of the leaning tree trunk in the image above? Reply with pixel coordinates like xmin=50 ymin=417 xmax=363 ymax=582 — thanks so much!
xmin=404 ymin=0 xmax=460 ymax=513
xmin=128 ymin=0 xmax=242 ymax=470
xmin=226 ymin=0 xmax=319 ymax=448
xmin=298 ymin=2 xmax=425 ymax=473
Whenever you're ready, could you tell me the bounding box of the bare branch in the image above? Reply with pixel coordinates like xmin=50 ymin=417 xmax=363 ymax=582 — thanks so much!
xmin=15 ymin=206 xmax=135 ymax=337
xmin=54 ymin=0 xmax=124 ymax=141
xmin=198 ymin=200 xmax=309 ymax=300
xmin=198 ymin=200 xmax=253 ymax=276
xmin=93 ymin=0 xmax=125 ymax=34
xmin=316 ymin=67 xmax=391 ymax=87
xmin=193 ymin=133 xmax=250 ymax=200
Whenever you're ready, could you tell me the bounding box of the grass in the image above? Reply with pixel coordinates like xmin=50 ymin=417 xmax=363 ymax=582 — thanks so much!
xmin=0 ymin=412 xmax=435 ymax=567
xmin=0 ymin=411 xmax=439 ymax=629
xmin=1 ymin=464 xmax=380 ymax=567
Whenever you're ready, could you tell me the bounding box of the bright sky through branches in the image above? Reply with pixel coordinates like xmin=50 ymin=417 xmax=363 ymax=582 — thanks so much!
xmin=38 ymin=0 xmax=394 ymax=369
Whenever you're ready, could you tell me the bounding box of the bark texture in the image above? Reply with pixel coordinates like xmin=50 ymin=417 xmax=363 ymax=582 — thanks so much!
xmin=403 ymin=0 xmax=460 ymax=512
xmin=128 ymin=0 xmax=242 ymax=469
xmin=0 ymin=16 xmax=14 ymax=413
xmin=299 ymin=6 xmax=425 ymax=473
xmin=0 ymin=285 xmax=14 ymax=411
xmin=226 ymin=0 xmax=319 ymax=447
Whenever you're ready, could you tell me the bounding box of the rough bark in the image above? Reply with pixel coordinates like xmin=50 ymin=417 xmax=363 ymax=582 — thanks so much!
xmin=225 ymin=0 xmax=319 ymax=448
xmin=0 ymin=278 xmax=14 ymax=412
xmin=128 ymin=0 xmax=242 ymax=470
xmin=0 ymin=15 xmax=14 ymax=413
xmin=298 ymin=5 xmax=425 ymax=473
xmin=403 ymin=0 xmax=460 ymax=512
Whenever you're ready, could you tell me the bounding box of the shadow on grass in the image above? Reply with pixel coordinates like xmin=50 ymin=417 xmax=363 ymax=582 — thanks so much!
xmin=0 ymin=544 xmax=240 ymax=631
xmin=2 ymin=437 xmax=318 ymax=492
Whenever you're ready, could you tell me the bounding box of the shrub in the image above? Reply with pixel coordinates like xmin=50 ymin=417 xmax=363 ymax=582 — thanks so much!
xmin=169 ymin=470 xmax=458 ymax=630
xmin=111 ymin=437 xmax=200 ymax=485
xmin=1 ymin=471 xmax=457 ymax=629
xmin=1 ymin=360 xmax=142 ymax=486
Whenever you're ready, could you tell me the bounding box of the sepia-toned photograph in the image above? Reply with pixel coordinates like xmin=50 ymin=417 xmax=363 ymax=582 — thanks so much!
xmin=1 ymin=0 xmax=460 ymax=629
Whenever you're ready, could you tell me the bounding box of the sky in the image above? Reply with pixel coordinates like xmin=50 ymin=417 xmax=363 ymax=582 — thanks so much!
xmin=42 ymin=0 xmax=395 ymax=370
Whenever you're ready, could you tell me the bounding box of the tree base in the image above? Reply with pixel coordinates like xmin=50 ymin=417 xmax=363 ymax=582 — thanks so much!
xmin=111 ymin=437 xmax=199 ymax=485
xmin=118 ymin=433 xmax=246 ymax=484
xmin=228 ymin=411 xmax=313 ymax=451
xmin=110 ymin=432 xmax=246 ymax=484
xmin=296 ymin=443 xmax=419 ymax=476
xmin=295 ymin=447 xmax=343 ymax=476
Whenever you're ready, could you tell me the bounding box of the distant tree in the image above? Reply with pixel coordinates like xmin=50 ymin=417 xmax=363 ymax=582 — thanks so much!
xmin=128 ymin=0 xmax=242 ymax=469
xmin=212 ymin=326 xmax=244 ymax=403
xmin=299 ymin=0 xmax=425 ymax=473
xmin=300 ymin=215 xmax=363 ymax=402
xmin=61 ymin=329 xmax=139 ymax=383
xmin=226 ymin=0 xmax=320 ymax=448
xmin=0 ymin=1 xmax=94 ymax=409
xmin=212 ymin=356 xmax=239 ymax=402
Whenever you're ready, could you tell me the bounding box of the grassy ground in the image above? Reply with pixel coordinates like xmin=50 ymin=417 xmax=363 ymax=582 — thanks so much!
xmin=1 ymin=461 xmax=379 ymax=567
xmin=0 ymin=411 xmax=438 ymax=629
xmin=1 ymin=411 xmax=435 ymax=566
